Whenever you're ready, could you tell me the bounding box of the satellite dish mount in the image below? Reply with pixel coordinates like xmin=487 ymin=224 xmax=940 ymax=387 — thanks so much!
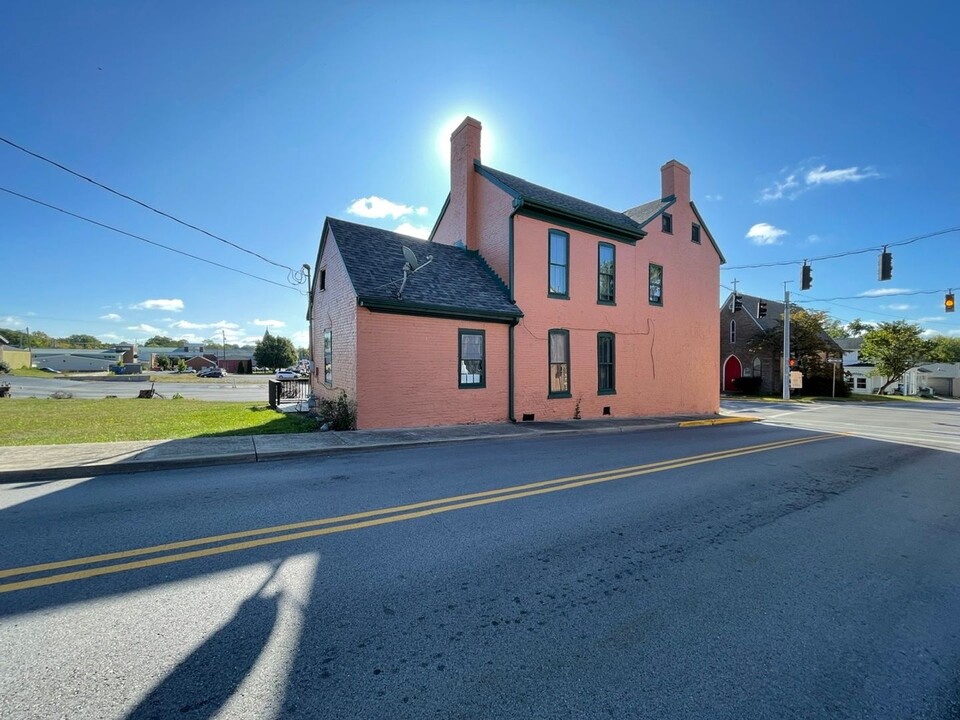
xmin=397 ymin=245 xmax=433 ymax=298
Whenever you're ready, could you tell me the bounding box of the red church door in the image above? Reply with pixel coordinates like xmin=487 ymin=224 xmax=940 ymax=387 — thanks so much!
xmin=723 ymin=355 xmax=742 ymax=392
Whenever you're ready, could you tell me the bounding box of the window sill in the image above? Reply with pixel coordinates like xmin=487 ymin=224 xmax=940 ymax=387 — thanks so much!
xmin=598 ymin=389 xmax=616 ymax=396
xmin=548 ymin=392 xmax=572 ymax=399
xmin=547 ymin=293 xmax=570 ymax=300
xmin=649 ymin=301 xmax=663 ymax=307
xmin=458 ymin=383 xmax=486 ymax=390
xmin=597 ymin=299 xmax=616 ymax=306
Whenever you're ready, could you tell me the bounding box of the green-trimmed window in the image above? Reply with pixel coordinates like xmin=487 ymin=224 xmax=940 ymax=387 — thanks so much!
xmin=548 ymin=230 xmax=569 ymax=298
xmin=548 ymin=329 xmax=570 ymax=397
xmin=323 ymin=329 xmax=332 ymax=385
xmin=459 ymin=329 xmax=485 ymax=388
xmin=692 ymin=224 xmax=701 ymax=244
xmin=648 ymin=264 xmax=663 ymax=306
xmin=598 ymin=243 xmax=615 ymax=303
xmin=597 ymin=332 xmax=615 ymax=394
xmin=662 ymin=213 xmax=673 ymax=234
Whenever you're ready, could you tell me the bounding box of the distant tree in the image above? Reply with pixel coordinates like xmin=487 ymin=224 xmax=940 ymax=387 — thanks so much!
xmin=296 ymin=346 xmax=309 ymax=360
xmin=927 ymin=335 xmax=960 ymax=363
xmin=176 ymin=358 xmax=187 ymax=373
xmin=254 ymin=334 xmax=297 ymax=371
xmin=750 ymin=308 xmax=838 ymax=369
xmin=63 ymin=333 xmax=106 ymax=348
xmin=820 ymin=317 xmax=847 ymax=339
xmin=845 ymin=318 xmax=873 ymax=337
xmin=145 ymin=335 xmax=181 ymax=347
xmin=156 ymin=355 xmax=171 ymax=370
xmin=858 ymin=321 xmax=930 ymax=394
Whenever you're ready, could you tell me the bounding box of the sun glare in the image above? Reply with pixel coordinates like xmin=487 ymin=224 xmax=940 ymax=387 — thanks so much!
xmin=435 ymin=113 xmax=496 ymax=168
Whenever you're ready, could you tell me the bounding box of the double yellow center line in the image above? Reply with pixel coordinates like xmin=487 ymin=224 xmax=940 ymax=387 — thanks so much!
xmin=0 ymin=434 xmax=835 ymax=594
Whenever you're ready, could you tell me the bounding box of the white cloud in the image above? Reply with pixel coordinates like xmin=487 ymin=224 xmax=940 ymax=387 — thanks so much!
xmin=746 ymin=223 xmax=788 ymax=245
xmin=100 ymin=333 xmax=121 ymax=341
xmin=394 ymin=222 xmax=431 ymax=239
xmin=292 ymin=330 xmax=309 ymax=346
xmin=705 ymin=194 xmax=723 ymax=201
xmin=806 ymin=234 xmax=821 ymax=244
xmin=1 ymin=316 xmax=24 ymax=327
xmin=917 ymin=316 xmax=945 ymax=323
xmin=212 ymin=320 xmax=240 ymax=330
xmin=805 ymin=165 xmax=880 ymax=185
xmin=859 ymin=288 xmax=913 ymax=297
xmin=170 ymin=320 xmax=206 ymax=329
xmin=759 ymin=161 xmax=880 ymax=202
xmin=131 ymin=298 xmax=184 ymax=312
xmin=252 ymin=319 xmax=286 ymax=328
xmin=126 ymin=324 xmax=162 ymax=334
xmin=347 ymin=196 xmax=426 ymax=220
xmin=99 ymin=313 xmax=122 ymax=321
xmin=880 ymin=304 xmax=915 ymax=311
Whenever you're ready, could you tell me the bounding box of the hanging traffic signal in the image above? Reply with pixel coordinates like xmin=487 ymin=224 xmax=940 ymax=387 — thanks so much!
xmin=801 ymin=263 xmax=812 ymax=290
xmin=757 ymin=300 xmax=767 ymax=318
xmin=947 ymin=292 xmax=956 ymax=313
xmin=878 ymin=250 xmax=893 ymax=281
xmin=733 ymin=294 xmax=743 ymax=312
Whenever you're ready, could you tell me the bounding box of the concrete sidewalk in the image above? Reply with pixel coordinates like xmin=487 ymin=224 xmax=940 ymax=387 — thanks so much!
xmin=0 ymin=413 xmax=758 ymax=483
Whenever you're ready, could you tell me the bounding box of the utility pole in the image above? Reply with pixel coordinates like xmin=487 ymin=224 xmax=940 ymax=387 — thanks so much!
xmin=782 ymin=282 xmax=792 ymax=401
xmin=222 ymin=329 xmax=226 ymax=370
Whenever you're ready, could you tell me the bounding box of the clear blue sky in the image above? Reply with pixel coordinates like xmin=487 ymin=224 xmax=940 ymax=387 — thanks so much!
xmin=3 ymin=1 xmax=958 ymax=347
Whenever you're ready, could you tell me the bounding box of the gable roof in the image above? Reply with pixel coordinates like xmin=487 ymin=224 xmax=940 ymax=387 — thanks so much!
xmin=624 ymin=197 xmax=676 ymax=226
xmin=321 ymin=218 xmax=521 ymax=323
xmin=475 ymin=163 xmax=646 ymax=241
xmin=836 ymin=337 xmax=863 ymax=352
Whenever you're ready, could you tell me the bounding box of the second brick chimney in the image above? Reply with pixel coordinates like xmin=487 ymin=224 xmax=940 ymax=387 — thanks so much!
xmin=448 ymin=117 xmax=481 ymax=251
xmin=661 ymin=159 xmax=691 ymax=201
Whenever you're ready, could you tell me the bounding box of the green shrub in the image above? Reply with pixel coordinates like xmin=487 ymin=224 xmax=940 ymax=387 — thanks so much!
xmin=0 ymin=361 xmax=9 ymax=374
xmin=318 ymin=390 xmax=356 ymax=431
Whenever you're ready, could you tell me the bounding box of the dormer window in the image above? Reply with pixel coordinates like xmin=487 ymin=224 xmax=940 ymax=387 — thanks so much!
xmin=692 ymin=224 xmax=701 ymax=244
xmin=662 ymin=213 xmax=673 ymax=234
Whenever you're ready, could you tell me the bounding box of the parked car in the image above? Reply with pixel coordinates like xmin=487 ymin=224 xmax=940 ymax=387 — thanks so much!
xmin=275 ymin=369 xmax=299 ymax=380
xmin=197 ymin=368 xmax=226 ymax=378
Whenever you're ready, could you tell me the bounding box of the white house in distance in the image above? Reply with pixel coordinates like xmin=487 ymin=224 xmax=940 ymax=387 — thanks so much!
xmin=838 ymin=337 xmax=960 ymax=396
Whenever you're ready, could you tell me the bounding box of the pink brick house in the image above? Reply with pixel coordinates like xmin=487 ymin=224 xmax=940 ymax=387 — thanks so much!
xmin=308 ymin=117 xmax=724 ymax=429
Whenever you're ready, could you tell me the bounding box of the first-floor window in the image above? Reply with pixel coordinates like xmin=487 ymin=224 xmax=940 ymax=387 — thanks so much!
xmin=459 ymin=329 xmax=485 ymax=388
xmin=753 ymin=357 xmax=762 ymax=378
xmin=549 ymin=329 xmax=570 ymax=397
xmin=597 ymin=332 xmax=615 ymax=394
xmin=649 ymin=264 xmax=663 ymax=305
xmin=323 ymin=329 xmax=332 ymax=385
xmin=856 ymin=377 xmax=866 ymax=389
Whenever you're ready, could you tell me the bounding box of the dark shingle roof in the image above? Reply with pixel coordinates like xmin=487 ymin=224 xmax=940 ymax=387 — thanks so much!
xmin=475 ymin=164 xmax=646 ymax=237
xmin=624 ymin=197 xmax=675 ymax=226
xmin=326 ymin=218 xmax=520 ymax=320
xmin=836 ymin=337 xmax=863 ymax=352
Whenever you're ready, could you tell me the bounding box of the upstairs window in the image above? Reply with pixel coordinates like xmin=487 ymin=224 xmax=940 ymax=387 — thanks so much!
xmin=597 ymin=332 xmax=615 ymax=394
xmin=662 ymin=213 xmax=673 ymax=234
xmin=459 ymin=329 xmax=485 ymax=388
xmin=648 ymin=264 xmax=663 ymax=306
xmin=548 ymin=329 xmax=570 ymax=397
xmin=730 ymin=320 xmax=736 ymax=344
xmin=548 ymin=230 xmax=569 ymax=298
xmin=323 ymin=329 xmax=333 ymax=385
xmin=598 ymin=243 xmax=615 ymax=303
xmin=692 ymin=224 xmax=701 ymax=244
xmin=319 ymin=267 xmax=327 ymax=291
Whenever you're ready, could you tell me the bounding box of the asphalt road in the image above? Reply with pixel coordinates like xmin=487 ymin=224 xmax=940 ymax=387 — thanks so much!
xmin=1 ymin=420 xmax=958 ymax=719
xmin=2 ymin=373 xmax=269 ymax=401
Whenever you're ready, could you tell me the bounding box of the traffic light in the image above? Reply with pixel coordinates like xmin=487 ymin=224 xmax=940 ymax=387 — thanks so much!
xmin=757 ymin=300 xmax=767 ymax=318
xmin=788 ymin=356 xmax=797 ymax=369
xmin=801 ymin=263 xmax=812 ymax=290
xmin=947 ymin=292 xmax=956 ymax=313
xmin=733 ymin=294 xmax=743 ymax=312
xmin=878 ymin=251 xmax=893 ymax=281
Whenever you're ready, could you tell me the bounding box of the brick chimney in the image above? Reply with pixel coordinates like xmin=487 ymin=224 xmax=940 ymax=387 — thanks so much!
xmin=449 ymin=117 xmax=481 ymax=251
xmin=661 ymin=159 xmax=691 ymax=201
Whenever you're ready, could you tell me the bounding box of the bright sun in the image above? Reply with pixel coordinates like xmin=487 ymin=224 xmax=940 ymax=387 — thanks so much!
xmin=435 ymin=113 xmax=496 ymax=167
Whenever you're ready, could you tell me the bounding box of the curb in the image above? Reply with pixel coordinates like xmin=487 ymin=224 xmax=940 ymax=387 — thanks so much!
xmin=678 ymin=416 xmax=760 ymax=428
xmin=0 ymin=416 xmax=758 ymax=484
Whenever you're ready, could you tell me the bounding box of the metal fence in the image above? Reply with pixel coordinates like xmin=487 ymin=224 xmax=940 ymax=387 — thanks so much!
xmin=268 ymin=378 xmax=311 ymax=409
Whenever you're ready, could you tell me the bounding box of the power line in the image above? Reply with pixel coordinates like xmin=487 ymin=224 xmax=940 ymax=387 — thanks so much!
xmin=723 ymin=226 xmax=960 ymax=270
xmin=0 ymin=134 xmax=298 ymax=275
xmin=0 ymin=186 xmax=303 ymax=293
xmin=792 ymin=290 xmax=960 ymax=327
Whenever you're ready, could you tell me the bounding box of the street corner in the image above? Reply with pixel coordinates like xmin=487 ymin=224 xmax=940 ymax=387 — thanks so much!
xmin=678 ymin=416 xmax=761 ymax=428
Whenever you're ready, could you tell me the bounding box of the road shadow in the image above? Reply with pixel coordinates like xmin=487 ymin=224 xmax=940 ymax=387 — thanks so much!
xmin=125 ymin=570 xmax=281 ymax=720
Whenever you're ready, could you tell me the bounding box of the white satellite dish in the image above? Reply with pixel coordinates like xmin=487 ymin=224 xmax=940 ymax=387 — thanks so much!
xmin=397 ymin=245 xmax=434 ymax=298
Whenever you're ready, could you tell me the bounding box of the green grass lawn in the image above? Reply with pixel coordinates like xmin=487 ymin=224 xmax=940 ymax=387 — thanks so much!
xmin=0 ymin=398 xmax=319 ymax=446
xmin=7 ymin=367 xmax=63 ymax=378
